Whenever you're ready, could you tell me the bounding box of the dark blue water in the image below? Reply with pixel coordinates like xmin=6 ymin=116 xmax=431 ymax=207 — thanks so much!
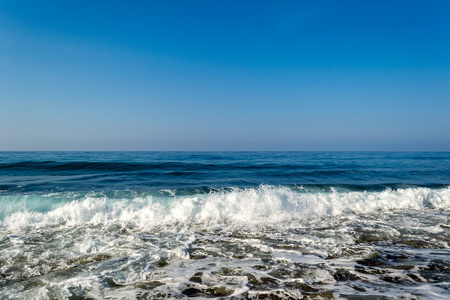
xmin=0 ymin=151 xmax=449 ymax=194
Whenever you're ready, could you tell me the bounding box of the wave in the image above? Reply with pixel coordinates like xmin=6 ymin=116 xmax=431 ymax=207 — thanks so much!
xmin=0 ymin=160 xmax=427 ymax=173
xmin=1 ymin=186 xmax=449 ymax=232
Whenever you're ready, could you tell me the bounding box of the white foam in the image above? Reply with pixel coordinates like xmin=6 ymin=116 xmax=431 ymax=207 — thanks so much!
xmin=1 ymin=186 xmax=449 ymax=232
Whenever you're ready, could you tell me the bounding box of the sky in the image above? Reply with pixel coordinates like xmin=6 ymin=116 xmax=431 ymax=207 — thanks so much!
xmin=1 ymin=0 xmax=449 ymax=151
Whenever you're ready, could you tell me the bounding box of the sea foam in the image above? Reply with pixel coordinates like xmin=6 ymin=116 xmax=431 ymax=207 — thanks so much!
xmin=1 ymin=186 xmax=449 ymax=232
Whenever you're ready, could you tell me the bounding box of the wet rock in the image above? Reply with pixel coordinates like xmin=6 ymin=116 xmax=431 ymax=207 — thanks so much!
xmin=245 ymin=273 xmax=279 ymax=287
xmin=191 ymin=254 xmax=208 ymax=260
xmin=391 ymin=264 xmax=414 ymax=270
xmin=393 ymin=239 xmax=445 ymax=249
xmin=333 ymin=268 xmax=360 ymax=281
xmin=356 ymin=257 xmax=387 ymax=267
xmin=187 ymin=248 xmax=209 ymax=260
xmin=355 ymin=233 xmax=387 ymax=244
xmin=189 ymin=272 xmax=203 ymax=284
xmin=207 ymin=286 xmax=233 ymax=297
xmin=354 ymin=265 xmax=386 ymax=275
xmin=182 ymin=288 xmax=203 ymax=297
xmin=440 ymin=224 xmax=450 ymax=230
xmin=406 ymin=273 xmax=424 ymax=282
xmin=181 ymin=286 xmax=233 ymax=297
xmin=134 ymin=280 xmax=164 ymax=290
xmin=349 ymin=284 xmax=366 ymax=292
xmin=356 ymin=252 xmax=389 ymax=267
xmin=213 ymin=267 xmax=242 ymax=276
xmin=284 ymin=281 xmax=320 ymax=293
xmin=305 ymin=290 xmax=335 ymax=299
xmin=380 ymin=275 xmax=408 ymax=284
xmin=425 ymin=259 xmax=450 ymax=272
xmin=136 ymin=292 xmax=173 ymax=299
xmin=155 ymin=257 xmax=168 ymax=268
xmin=0 ymin=272 xmax=12 ymax=279
xmin=253 ymin=264 xmax=271 ymax=271
xmin=419 ymin=259 xmax=450 ymax=283
xmin=431 ymin=232 xmax=450 ymax=244
xmin=367 ymin=251 xmax=382 ymax=259
xmin=67 ymin=254 xmax=112 ymax=266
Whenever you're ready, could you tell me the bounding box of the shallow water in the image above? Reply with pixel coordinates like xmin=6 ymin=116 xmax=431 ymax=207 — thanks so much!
xmin=0 ymin=152 xmax=449 ymax=299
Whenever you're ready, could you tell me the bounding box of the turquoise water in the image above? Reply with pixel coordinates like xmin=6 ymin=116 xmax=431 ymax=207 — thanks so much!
xmin=0 ymin=152 xmax=449 ymax=299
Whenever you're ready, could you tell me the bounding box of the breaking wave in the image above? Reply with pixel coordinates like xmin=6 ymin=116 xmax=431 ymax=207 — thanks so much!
xmin=2 ymin=186 xmax=449 ymax=232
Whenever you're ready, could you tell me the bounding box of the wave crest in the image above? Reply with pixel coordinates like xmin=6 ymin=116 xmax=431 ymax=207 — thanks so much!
xmin=2 ymin=186 xmax=449 ymax=231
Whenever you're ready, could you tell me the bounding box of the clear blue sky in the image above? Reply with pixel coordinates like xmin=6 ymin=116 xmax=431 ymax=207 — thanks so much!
xmin=1 ymin=0 xmax=449 ymax=151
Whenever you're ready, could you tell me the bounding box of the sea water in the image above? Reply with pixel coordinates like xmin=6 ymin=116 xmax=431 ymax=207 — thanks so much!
xmin=0 ymin=152 xmax=449 ymax=299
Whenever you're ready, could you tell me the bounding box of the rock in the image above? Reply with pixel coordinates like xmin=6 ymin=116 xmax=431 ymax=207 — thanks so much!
xmin=181 ymin=286 xmax=233 ymax=297
xmin=67 ymin=254 xmax=112 ymax=267
xmin=284 ymin=281 xmax=320 ymax=293
xmin=393 ymin=239 xmax=445 ymax=249
xmin=333 ymin=268 xmax=360 ymax=281
xmin=189 ymin=272 xmax=203 ymax=284
xmin=155 ymin=257 xmax=168 ymax=268
xmin=380 ymin=275 xmax=407 ymax=284
xmin=245 ymin=273 xmax=279 ymax=287
xmin=406 ymin=273 xmax=424 ymax=282
xmin=134 ymin=281 xmax=164 ymax=290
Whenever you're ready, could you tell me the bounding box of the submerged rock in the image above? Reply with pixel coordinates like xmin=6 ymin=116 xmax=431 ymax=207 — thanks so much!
xmin=67 ymin=254 xmax=112 ymax=267
xmin=393 ymin=239 xmax=446 ymax=249
xmin=133 ymin=280 xmax=164 ymax=290
xmin=419 ymin=259 xmax=450 ymax=283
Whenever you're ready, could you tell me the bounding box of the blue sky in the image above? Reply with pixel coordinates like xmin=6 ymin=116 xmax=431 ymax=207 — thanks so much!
xmin=1 ymin=0 xmax=449 ymax=150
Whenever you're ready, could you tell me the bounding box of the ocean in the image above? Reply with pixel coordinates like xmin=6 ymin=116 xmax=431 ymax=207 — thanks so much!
xmin=0 ymin=151 xmax=449 ymax=299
